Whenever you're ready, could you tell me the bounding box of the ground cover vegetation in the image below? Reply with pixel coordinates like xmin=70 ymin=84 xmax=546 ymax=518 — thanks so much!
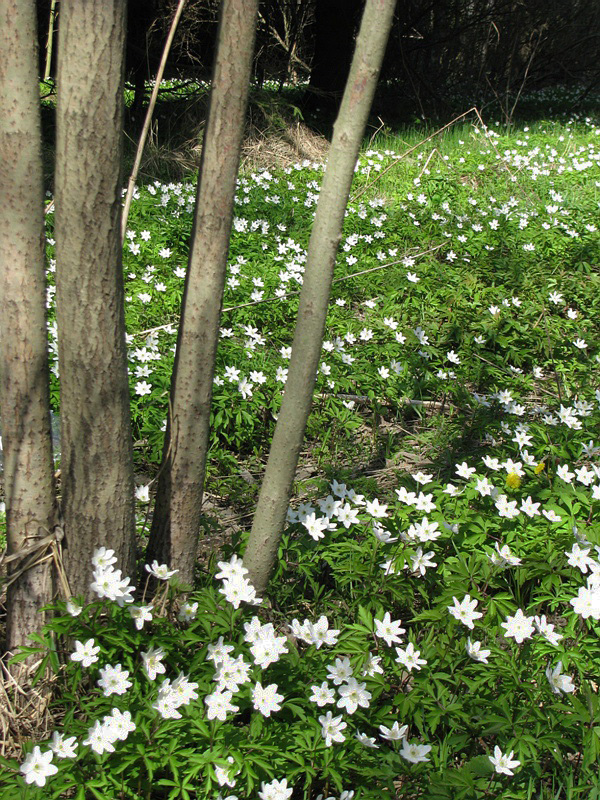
xmin=2 ymin=88 xmax=600 ymax=798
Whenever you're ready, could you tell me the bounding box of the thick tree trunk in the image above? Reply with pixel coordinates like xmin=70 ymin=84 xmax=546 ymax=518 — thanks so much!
xmin=244 ymin=0 xmax=397 ymax=594
xmin=54 ymin=0 xmax=135 ymax=597
xmin=0 ymin=0 xmax=57 ymax=651
xmin=147 ymin=0 xmax=259 ymax=584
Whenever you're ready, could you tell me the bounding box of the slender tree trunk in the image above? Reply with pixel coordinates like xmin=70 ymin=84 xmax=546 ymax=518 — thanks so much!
xmin=0 ymin=0 xmax=57 ymax=650
xmin=54 ymin=0 xmax=135 ymax=597
xmin=244 ymin=0 xmax=397 ymax=593
xmin=147 ymin=0 xmax=259 ymax=585
xmin=43 ymin=0 xmax=59 ymax=80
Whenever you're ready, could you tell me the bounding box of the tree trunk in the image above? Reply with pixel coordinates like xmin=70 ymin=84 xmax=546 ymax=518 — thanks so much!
xmin=0 ymin=0 xmax=57 ymax=651
xmin=54 ymin=0 xmax=135 ymax=597
xmin=244 ymin=0 xmax=397 ymax=594
xmin=147 ymin=0 xmax=259 ymax=585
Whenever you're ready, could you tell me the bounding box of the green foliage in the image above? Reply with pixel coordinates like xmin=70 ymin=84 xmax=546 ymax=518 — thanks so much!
xmin=5 ymin=89 xmax=600 ymax=798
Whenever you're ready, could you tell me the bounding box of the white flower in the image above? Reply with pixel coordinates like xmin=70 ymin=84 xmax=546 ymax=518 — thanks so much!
xmin=520 ymin=496 xmax=540 ymax=517
xmin=400 ymin=739 xmax=432 ymax=763
xmin=97 ymin=663 xmax=132 ymax=696
xmin=206 ymin=636 xmax=235 ymax=665
xmin=569 ymin=585 xmax=600 ymax=619
xmin=214 ymin=756 xmax=238 ymax=787
xmin=455 ymin=461 xmax=476 ymax=479
xmin=414 ymin=492 xmax=436 ymax=513
xmin=302 ymin=615 xmax=340 ymax=648
xmin=318 ymin=711 xmax=347 ymax=746
xmin=66 ymin=599 xmax=83 ymax=617
xmin=91 ymin=546 xmax=117 ymax=570
xmin=49 ymin=732 xmax=78 ymax=759
xmin=448 ymin=595 xmax=483 ymax=629
xmin=327 ymin=657 xmax=353 ymax=685
xmin=145 ymin=560 xmax=179 ymax=581
xmin=355 ymin=731 xmax=379 ymax=748
xmin=534 ymin=615 xmax=563 ymax=646
xmin=565 ymin=543 xmax=596 ymax=573
xmin=410 ymin=547 xmax=437 ymax=576
xmin=142 ymin=646 xmax=166 ymax=680
xmin=309 ymin=681 xmax=335 ymax=706
xmin=178 ymin=601 xmax=199 ymax=622
xmin=336 ymin=502 xmax=360 ymax=528
xmin=488 ymin=543 xmax=521 ymax=568
xmin=501 ymin=609 xmax=535 ymax=643
xmin=214 ymin=654 xmax=251 ymax=692
xmin=220 ymin=575 xmax=262 ymax=609
xmin=413 ymin=471 xmax=433 ymax=485
xmin=379 ymin=721 xmax=408 ymax=741
xmin=365 ymin=498 xmax=388 ymax=518
xmin=336 ymin=677 xmax=371 ymax=714
xmin=70 ymin=638 xmax=100 ymax=668
xmin=252 ymin=682 xmax=284 ymax=717
xmin=129 ymin=604 xmax=153 ymax=630
xmin=546 ymin=662 xmax=576 ymax=695
xmin=105 ymin=708 xmax=136 ymax=740
xmin=475 ymin=476 xmax=494 ymax=496
xmin=374 ymin=612 xmax=405 ymax=646
xmin=362 ymin=652 xmax=384 ymax=677
xmin=90 ymin=566 xmax=134 ymax=602
xmin=135 ymin=484 xmax=150 ymax=503
xmin=83 ymin=719 xmax=117 ymax=755
xmin=135 ymin=380 xmax=152 ymax=396
xmin=215 ymin=554 xmax=248 ymax=580
xmin=204 ymin=689 xmax=239 ymax=721
xmin=301 ymin=512 xmax=330 ymax=541
xmin=495 ymin=494 xmax=520 ymax=519
xmin=394 ymin=642 xmax=427 ymax=672
xmin=20 ymin=746 xmax=58 ymax=787
xmin=489 ymin=745 xmax=520 ymax=775
xmin=258 ymin=778 xmax=293 ymax=800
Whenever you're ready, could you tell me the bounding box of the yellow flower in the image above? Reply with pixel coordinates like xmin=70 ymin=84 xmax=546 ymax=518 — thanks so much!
xmin=534 ymin=462 xmax=545 ymax=475
xmin=506 ymin=472 xmax=521 ymax=489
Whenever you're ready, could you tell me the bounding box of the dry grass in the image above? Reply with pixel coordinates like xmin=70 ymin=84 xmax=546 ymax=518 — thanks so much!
xmin=0 ymin=655 xmax=57 ymax=761
xmin=135 ymin=117 xmax=330 ymax=182
xmin=241 ymin=119 xmax=329 ymax=171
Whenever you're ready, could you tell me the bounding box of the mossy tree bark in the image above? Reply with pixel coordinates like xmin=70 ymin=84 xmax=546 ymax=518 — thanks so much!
xmin=0 ymin=0 xmax=57 ymax=651
xmin=54 ymin=0 xmax=136 ymax=597
xmin=243 ymin=0 xmax=397 ymax=593
xmin=147 ymin=0 xmax=259 ymax=584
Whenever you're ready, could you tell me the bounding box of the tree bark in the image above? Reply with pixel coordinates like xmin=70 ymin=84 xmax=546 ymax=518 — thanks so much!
xmin=0 ymin=0 xmax=57 ymax=651
xmin=244 ymin=0 xmax=397 ymax=594
xmin=54 ymin=0 xmax=135 ymax=597
xmin=147 ymin=0 xmax=259 ymax=584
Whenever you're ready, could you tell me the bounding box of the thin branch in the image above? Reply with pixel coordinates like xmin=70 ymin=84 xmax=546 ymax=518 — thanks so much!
xmin=121 ymin=0 xmax=188 ymax=242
